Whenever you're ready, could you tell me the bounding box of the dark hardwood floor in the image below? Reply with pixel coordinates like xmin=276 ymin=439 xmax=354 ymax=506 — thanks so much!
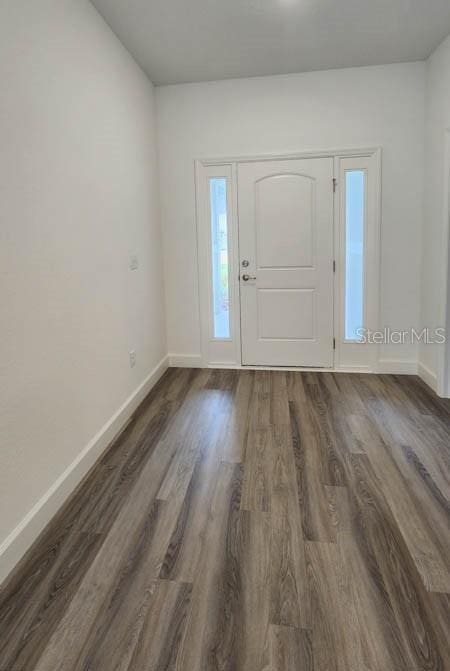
xmin=0 ymin=368 xmax=449 ymax=670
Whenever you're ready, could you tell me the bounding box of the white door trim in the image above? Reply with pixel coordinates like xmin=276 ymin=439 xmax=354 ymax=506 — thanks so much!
xmin=197 ymin=146 xmax=382 ymax=166
xmin=195 ymin=163 xmax=241 ymax=367
xmin=333 ymin=152 xmax=382 ymax=372
xmin=437 ymin=128 xmax=450 ymax=397
xmin=195 ymin=146 xmax=382 ymax=370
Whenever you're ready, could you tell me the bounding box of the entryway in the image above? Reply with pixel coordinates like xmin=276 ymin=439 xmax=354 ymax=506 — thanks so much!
xmin=195 ymin=149 xmax=380 ymax=371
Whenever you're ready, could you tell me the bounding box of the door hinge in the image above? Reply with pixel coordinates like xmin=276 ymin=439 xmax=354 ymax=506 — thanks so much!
xmin=333 ymin=178 xmax=338 ymax=193
xmin=333 ymin=338 xmax=336 ymax=350
xmin=333 ymin=260 xmax=336 ymax=273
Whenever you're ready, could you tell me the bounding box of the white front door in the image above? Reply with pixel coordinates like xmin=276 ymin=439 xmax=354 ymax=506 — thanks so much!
xmin=238 ymin=158 xmax=334 ymax=367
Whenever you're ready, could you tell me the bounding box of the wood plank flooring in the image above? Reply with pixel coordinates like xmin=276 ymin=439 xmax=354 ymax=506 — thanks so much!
xmin=0 ymin=368 xmax=449 ymax=670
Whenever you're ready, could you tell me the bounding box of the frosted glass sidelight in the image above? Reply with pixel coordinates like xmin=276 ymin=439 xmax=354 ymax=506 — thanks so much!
xmin=210 ymin=178 xmax=230 ymax=338
xmin=345 ymin=170 xmax=365 ymax=341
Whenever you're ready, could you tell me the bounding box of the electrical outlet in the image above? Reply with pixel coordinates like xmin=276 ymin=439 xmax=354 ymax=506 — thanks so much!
xmin=129 ymin=350 xmax=136 ymax=368
xmin=129 ymin=254 xmax=138 ymax=271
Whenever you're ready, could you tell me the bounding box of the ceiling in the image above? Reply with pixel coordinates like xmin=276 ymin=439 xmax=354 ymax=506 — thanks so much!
xmin=91 ymin=0 xmax=450 ymax=85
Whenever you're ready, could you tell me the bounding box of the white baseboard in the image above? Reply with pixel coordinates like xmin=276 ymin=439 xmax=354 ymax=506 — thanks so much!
xmin=376 ymin=359 xmax=418 ymax=375
xmin=168 ymin=355 xmax=421 ymax=376
xmin=169 ymin=353 xmax=203 ymax=368
xmin=0 ymin=355 xmax=169 ymax=586
xmin=418 ymin=361 xmax=438 ymax=393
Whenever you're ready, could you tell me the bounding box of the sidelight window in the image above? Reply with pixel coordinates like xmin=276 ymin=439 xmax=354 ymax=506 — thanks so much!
xmin=209 ymin=177 xmax=230 ymax=339
xmin=344 ymin=170 xmax=366 ymax=342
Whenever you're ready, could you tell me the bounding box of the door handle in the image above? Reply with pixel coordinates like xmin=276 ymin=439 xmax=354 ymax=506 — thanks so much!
xmin=242 ymin=274 xmax=256 ymax=282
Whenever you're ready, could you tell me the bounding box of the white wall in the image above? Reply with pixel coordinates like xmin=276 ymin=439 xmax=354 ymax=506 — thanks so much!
xmin=156 ymin=63 xmax=426 ymax=368
xmin=0 ymin=0 xmax=166 ymax=580
xmin=420 ymin=35 xmax=450 ymax=390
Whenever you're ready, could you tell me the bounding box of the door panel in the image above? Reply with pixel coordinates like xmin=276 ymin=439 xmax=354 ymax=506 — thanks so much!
xmin=256 ymin=174 xmax=314 ymax=268
xmin=238 ymin=158 xmax=334 ymax=367
xmin=257 ymin=289 xmax=315 ymax=340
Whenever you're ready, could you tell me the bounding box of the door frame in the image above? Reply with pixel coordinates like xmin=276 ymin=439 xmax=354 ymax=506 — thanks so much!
xmin=195 ymin=146 xmax=382 ymax=371
xmin=437 ymin=129 xmax=450 ymax=397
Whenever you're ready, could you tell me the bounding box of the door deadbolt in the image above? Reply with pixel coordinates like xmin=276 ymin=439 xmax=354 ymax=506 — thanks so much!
xmin=242 ymin=259 xmax=250 ymax=267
